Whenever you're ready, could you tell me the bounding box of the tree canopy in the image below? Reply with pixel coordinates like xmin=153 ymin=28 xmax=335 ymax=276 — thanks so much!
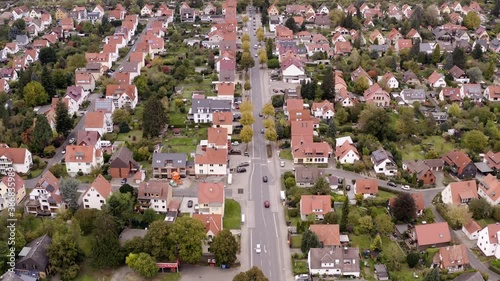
xmin=211 ymin=229 xmax=239 ymax=266
xmin=391 ymin=193 xmax=417 ymax=223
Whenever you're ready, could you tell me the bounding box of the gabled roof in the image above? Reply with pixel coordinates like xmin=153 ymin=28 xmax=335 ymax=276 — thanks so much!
xmin=65 ymin=145 xmax=96 ymax=163
xmin=84 ymin=174 xmax=112 ymax=199
xmin=15 ymin=234 xmax=51 ymax=270
xmin=300 ymin=195 xmax=332 ymax=215
xmin=195 ymin=148 xmax=228 ymax=164
xmin=479 ymin=174 xmax=500 ymax=202
xmin=434 ymin=244 xmax=469 ymax=268
xmin=335 ymin=142 xmax=359 ymax=160
xmin=109 ymin=146 xmax=138 ymax=169
xmin=192 ymin=214 xmax=222 ymax=236
xmin=1 ymin=172 xmax=24 ymax=193
xmin=212 ymin=112 xmax=233 ymax=126
xmin=207 ymin=127 xmax=228 ymax=146
xmin=414 ymin=222 xmax=451 ymax=246
xmin=84 ymin=111 xmax=105 ymax=129
xmin=442 ymin=150 xmax=473 ymax=174
xmin=77 ymin=130 xmax=101 ymax=147
xmin=371 ymin=148 xmax=394 ymax=165
xmin=355 ymin=178 xmax=378 ymax=195
xmin=138 ymin=180 xmax=170 ymax=201
xmin=309 ymin=224 xmax=341 ymax=246
xmin=428 ymin=71 xmax=444 ymax=84
xmin=0 ymin=147 xmax=28 ymax=164
xmin=446 ymin=180 xmax=478 ymax=205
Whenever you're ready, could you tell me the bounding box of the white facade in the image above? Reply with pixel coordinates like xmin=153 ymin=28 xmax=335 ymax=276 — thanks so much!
xmin=282 ymin=64 xmax=308 ymax=84
xmin=312 ymin=107 xmax=334 ymax=120
xmin=431 ymin=77 xmax=447 ymax=88
xmin=65 ymin=149 xmax=104 ymax=176
xmin=477 ymin=226 xmax=500 ymax=258
xmin=195 ymin=163 xmax=227 ymax=175
xmin=338 ymin=149 xmax=360 ymax=164
xmin=371 ymin=159 xmax=397 ymax=176
xmin=82 ymin=188 xmax=110 ymax=210
xmin=0 ymin=149 xmax=32 ymax=175
xmin=27 ymin=188 xmax=64 ymax=217
xmin=108 ymin=90 xmax=138 ymax=109
xmin=462 ymin=225 xmax=480 ymax=240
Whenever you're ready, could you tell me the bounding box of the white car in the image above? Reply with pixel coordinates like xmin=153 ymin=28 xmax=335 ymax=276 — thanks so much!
xmin=402 ymin=185 xmax=411 ymax=190
xmin=255 ymin=244 xmax=261 ymax=253
xmin=69 ymin=138 xmax=75 ymax=144
xmin=232 ymin=141 xmax=239 ymax=146
xmin=280 ymin=161 xmax=285 ymax=167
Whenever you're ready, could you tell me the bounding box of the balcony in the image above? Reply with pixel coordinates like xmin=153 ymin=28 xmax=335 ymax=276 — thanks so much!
xmin=138 ymin=200 xmax=151 ymax=207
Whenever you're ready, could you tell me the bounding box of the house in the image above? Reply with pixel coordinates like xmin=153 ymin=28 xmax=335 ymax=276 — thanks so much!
xmin=300 ymin=195 xmax=332 ymax=221
xmin=412 ymin=222 xmax=451 ymax=250
xmin=137 ymin=180 xmax=172 ymax=213
xmin=433 ymin=245 xmax=469 ymax=272
xmin=402 ymin=160 xmax=436 ymax=185
xmin=461 ymin=84 xmax=483 ymax=103
xmin=477 ymin=174 xmax=500 ymax=205
xmin=449 ymin=66 xmax=470 ymax=84
xmin=443 ymin=151 xmax=477 ymax=179
xmin=0 ymin=146 xmax=32 ymax=175
xmin=55 ymin=7 xmax=68 ymax=20
xmin=65 ymin=145 xmax=103 ymax=176
xmin=25 ymin=171 xmax=63 ymax=217
xmin=140 ymin=4 xmax=154 ymax=17
xmin=403 ymin=70 xmax=420 ymax=85
xmin=369 ymin=29 xmax=385 ymax=45
xmin=291 ymin=121 xmax=332 ymax=164
xmin=0 ymin=173 xmax=25 ymax=210
xmin=77 ymin=130 xmax=101 ymax=149
xmin=389 ymin=193 xmax=425 ymax=216
xmin=484 ymin=85 xmax=500 ymax=102
xmin=335 ymin=142 xmax=360 ymax=164
xmin=190 ymin=99 xmax=232 ymax=123
xmin=192 ymin=213 xmax=223 ymax=253
xmin=462 ymin=220 xmax=481 ymax=240
xmin=180 ymin=8 xmax=195 ymax=22
xmin=484 ymin=151 xmax=500 ymax=172
xmin=317 ymin=4 xmax=329 ymax=14
xmin=441 ymin=180 xmax=478 ymax=205
xmin=371 ymin=148 xmax=397 ymax=176
xmin=375 ymin=264 xmax=389 ymax=281
xmin=267 ymin=5 xmax=279 ymax=16
xmin=75 ymin=73 xmax=96 ymax=92
xmin=439 ymin=87 xmax=462 ymax=103
xmin=152 ymin=153 xmax=193 ymax=179
xmin=205 ymin=127 xmax=229 ymax=150
xmin=108 ymin=146 xmax=139 ymax=179
xmin=308 ymin=247 xmax=360 ymax=277
xmin=294 ymin=166 xmax=322 ymax=187
xmin=105 ymin=84 xmax=138 ymax=109
xmin=335 ymin=136 xmax=353 ymax=147
xmin=60 ymin=18 xmax=74 ymax=31
xmin=378 ymin=72 xmax=399 ymax=89
xmin=309 ymin=224 xmax=341 ymax=247
xmin=354 ymin=179 xmax=379 ymax=198
xmin=3 ymin=42 xmax=19 ymax=55
xmin=428 ymin=71 xmax=447 ymax=88
xmin=84 ymin=111 xmax=113 ymax=136
xmin=311 ymin=100 xmax=334 ymax=120
xmin=15 ymin=234 xmax=51 ymax=278
xmin=394 ymin=39 xmax=413 ymax=53
xmin=451 ymin=272 xmax=485 ymax=281
xmin=407 ymin=28 xmax=422 ymax=42
xmin=363 ymin=83 xmax=390 ymax=107
xmin=351 ymin=66 xmax=373 ymax=86
xmin=0 ymin=68 xmax=18 ymax=81
xmin=281 ymin=56 xmax=308 ymax=84
xmin=82 ymin=175 xmax=112 ymax=210
xmin=15 ymin=35 xmax=29 ymax=46
xmin=212 ymin=112 xmax=233 ymax=135
xmin=477 ymin=223 xmax=500 ymax=258
xmin=194 ymin=148 xmax=228 ymax=176
xmin=198 ymin=182 xmax=225 ymax=215
xmin=0 ymin=79 xmax=9 ymax=93
xmin=65 ymin=85 xmax=87 ymax=106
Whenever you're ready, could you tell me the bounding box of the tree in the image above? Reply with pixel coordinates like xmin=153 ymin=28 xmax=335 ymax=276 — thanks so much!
xmin=264 ymin=127 xmax=277 ymax=141
xmin=358 ymin=215 xmax=374 ymax=234
xmin=431 ymin=44 xmax=441 ymax=64
xmin=125 ymin=253 xmax=158 ymax=278
xmin=391 ymin=193 xmax=417 ymax=223
xmin=329 ymin=9 xmax=345 ymax=27
xmin=321 ymin=67 xmax=334 ymax=100
xmin=323 ymin=212 xmax=338 ymax=224
xmin=285 ymin=17 xmax=297 ymax=33
xmin=47 ymin=231 xmax=83 ymax=281
xmin=370 ymin=234 xmax=383 ymax=252
xmin=448 ymin=103 xmax=462 ymax=118
xmin=23 ymin=81 xmax=48 ymax=107
xmin=463 ymin=11 xmax=480 ymax=29
xmin=469 ymin=198 xmax=493 ymax=220
xmin=244 ymin=79 xmax=251 ymax=91
xmin=452 ymin=47 xmax=466 ymax=69
xmin=169 ymin=216 xmax=206 ymax=264
xmin=90 ymin=212 xmax=124 ymax=268
xmin=67 ymin=54 xmax=87 ymax=72
xmin=55 ymin=99 xmax=72 ymax=136
xmin=241 ymin=34 xmax=250 ymax=43
xmin=53 ymin=69 xmax=69 ymax=89
xmin=374 ymin=213 xmax=394 ymax=235
xmin=447 ymin=205 xmax=472 ymax=228
xmin=340 ymin=196 xmax=349 ymax=232
xmin=74 ymin=208 xmax=99 ymax=235
xmin=31 ymin=114 xmax=52 ymax=153
xmin=143 ymin=95 xmax=167 ymax=138
xmin=113 ymin=109 xmax=131 ymax=124
xmin=406 ymin=252 xmax=420 ymax=268
xmin=424 ymin=268 xmax=441 ymax=281
xmin=233 ymin=267 xmax=269 ymax=281
xmin=211 ymin=229 xmax=238 ymax=266
xmin=326 ymin=120 xmax=336 ymax=139
xmin=358 ymin=106 xmax=394 ymax=141
xmin=352 ymin=76 xmax=370 ymax=95
xmin=119 ymin=183 xmax=136 ymax=197
xmin=256 ymin=27 xmax=265 ymax=42
xmin=143 ymin=221 xmax=176 ymax=261
xmin=472 ymin=43 xmax=483 ymax=60
xmin=493 ymin=0 xmax=500 ymax=17
xmin=258 ymin=51 xmax=268 ymax=67
xmin=41 ymin=66 xmax=56 ymax=97
xmin=311 ymin=177 xmax=331 ymax=195
xmin=301 ymin=229 xmax=321 ymax=254
xmin=240 ymin=51 xmax=255 ymax=71
xmin=239 ymin=100 xmax=253 ymax=113
xmin=466 ymin=67 xmax=483 ymax=83
xmin=240 ymin=125 xmax=254 ymax=143
xmin=233 ymin=272 xmax=251 ymax=281
xmin=39 ymin=47 xmax=57 ymax=65
xmin=105 ymin=192 xmax=134 ymax=226
xmin=240 ymin=111 xmax=255 ymax=126
xmin=261 ymin=102 xmax=275 ymax=117
xmin=60 ymin=178 xmax=80 ymax=211
xmin=242 ymin=15 xmax=249 ymax=23
xmin=462 ymin=130 xmax=488 ymax=153
xmin=242 ymin=41 xmax=251 ymax=52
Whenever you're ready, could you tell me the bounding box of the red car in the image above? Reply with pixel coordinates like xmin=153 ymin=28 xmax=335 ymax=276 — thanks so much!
xmin=264 ymin=200 xmax=270 ymax=208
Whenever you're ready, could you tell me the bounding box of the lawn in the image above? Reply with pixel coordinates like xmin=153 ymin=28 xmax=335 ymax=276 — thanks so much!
xmin=377 ymin=190 xmax=397 ymax=200
xmin=477 ymin=218 xmax=497 ymax=228
xmin=21 ymin=168 xmax=43 ymax=180
xmin=76 ymin=175 xmax=96 ymax=183
xmin=223 ymin=199 xmax=241 ymax=229
xmin=161 ymin=273 xmax=181 ymax=281
xmin=162 ymin=127 xmax=207 ymax=154
xmin=351 ymin=235 xmax=405 ymax=259
xmin=291 ymin=234 xmax=302 ymax=248
xmin=79 ymin=235 xmax=93 ymax=256
xmin=291 ymin=259 xmax=308 ymax=275
xmin=402 ymin=136 xmax=455 ymax=160
xmin=116 ymin=130 xmax=143 ymax=143
xmin=279 ymin=149 xmax=293 ymax=160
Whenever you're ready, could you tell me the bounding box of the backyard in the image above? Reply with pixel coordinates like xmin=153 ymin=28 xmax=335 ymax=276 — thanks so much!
xmin=162 ymin=127 xmax=208 ymax=155
xmin=402 ymin=136 xmax=455 ymax=160
xmin=223 ymin=199 xmax=241 ymax=229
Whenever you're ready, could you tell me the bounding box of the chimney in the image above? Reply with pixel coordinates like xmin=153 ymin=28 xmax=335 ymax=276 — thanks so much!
xmin=344 ymin=247 xmax=348 ymax=254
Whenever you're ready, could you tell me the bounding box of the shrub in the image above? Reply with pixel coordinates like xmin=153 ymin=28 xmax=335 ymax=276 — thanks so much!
xmin=43 ymin=146 xmax=56 ymax=158
xmin=288 ymin=208 xmax=299 ymax=218
xmin=285 ymin=177 xmax=296 ymax=189
xmin=283 ymin=171 xmax=295 ymax=180
xmin=49 ymin=164 xmax=67 ymax=178
xmin=119 ymin=122 xmax=130 ymax=133
xmin=77 ymin=171 xmax=84 ymax=176
xmin=407 ymin=252 xmax=420 ymax=268
xmin=179 ymin=106 xmax=186 ymax=114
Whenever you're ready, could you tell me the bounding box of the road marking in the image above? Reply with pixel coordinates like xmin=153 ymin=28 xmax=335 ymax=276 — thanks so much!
xmin=250 ymin=230 xmax=253 ymax=268
xmin=273 ymin=213 xmax=279 ymax=239
xmin=264 ymin=245 xmax=267 ymax=253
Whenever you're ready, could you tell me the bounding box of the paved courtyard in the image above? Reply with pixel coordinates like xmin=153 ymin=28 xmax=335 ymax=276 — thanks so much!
xmin=178 ymin=265 xmax=241 ymax=281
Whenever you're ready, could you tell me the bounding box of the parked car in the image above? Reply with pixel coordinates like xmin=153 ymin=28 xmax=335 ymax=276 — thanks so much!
xmin=235 ymin=124 xmax=243 ymax=129
xmin=259 ymin=112 xmax=263 ymax=117
xmin=387 ymin=181 xmax=397 ymax=187
xmin=280 ymin=161 xmax=285 ymax=167
xmin=261 ymin=129 xmax=265 ymax=134
xmin=187 ymin=200 xmax=193 ymax=208
xmin=255 ymin=244 xmax=261 ymax=253
xmin=121 ymin=178 xmax=127 ymax=184
xmin=61 ymin=148 xmax=66 ymax=154
xmin=345 ymin=185 xmax=351 ymax=191
xmin=229 ymin=149 xmax=242 ymax=155
xmin=69 ymin=138 xmax=75 ymax=144
xmin=232 ymin=141 xmax=240 ymax=146
xmin=237 ymin=167 xmax=247 ymax=173
xmin=244 ymin=151 xmax=249 ymax=156
xmin=402 ymin=185 xmax=411 ymax=190
xmin=263 ymin=176 xmax=268 ymax=182
xmin=264 ymin=200 xmax=270 ymax=208
xmin=238 ymin=162 xmax=250 ymax=167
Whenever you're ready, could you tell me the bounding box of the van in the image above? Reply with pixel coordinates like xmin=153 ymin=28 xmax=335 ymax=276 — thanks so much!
xmin=100 ymin=140 xmax=111 ymax=147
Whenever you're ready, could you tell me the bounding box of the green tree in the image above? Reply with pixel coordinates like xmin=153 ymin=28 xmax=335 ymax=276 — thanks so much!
xmin=55 ymin=99 xmax=72 ymax=136
xmin=261 ymin=102 xmax=275 ymax=117
xmin=39 ymin=47 xmax=58 ymax=65
xmin=143 ymin=221 xmax=176 ymax=261
xmin=383 ymin=243 xmax=402 ymax=271
xmin=353 ymin=76 xmax=370 ymax=95
xmin=239 ymin=100 xmax=253 ymax=113
xmin=47 ymin=230 xmax=83 ymax=281
xmin=301 ymin=229 xmax=321 ymax=254
xmin=424 ymin=268 xmax=441 ymax=281
xmin=41 ymin=66 xmax=56 ymax=97
xmin=240 ymin=51 xmax=255 ymax=72
xmin=358 ymin=215 xmax=373 ymax=234
xmin=391 ymin=193 xmax=417 ymax=223
xmin=105 ymin=192 xmax=134 ymax=226
xmin=256 ymin=27 xmax=265 ymax=42
xmin=233 ymin=266 xmax=269 ymax=281
xmin=321 ymin=67 xmax=335 ymax=100
xmin=211 ymin=229 xmax=239 ymax=266
xmin=448 ymin=103 xmax=462 ymax=118
xmin=463 ymin=11 xmax=481 ymax=29
xmin=169 ymin=216 xmax=206 ymax=264
xmin=112 ymin=109 xmax=132 ymax=124
xmin=311 ymin=177 xmax=331 ymax=195
xmin=466 ymin=67 xmax=483 ymax=83
xmin=124 ymin=237 xmax=144 ymax=254
xmin=125 ymin=253 xmax=158 ymax=278
xmin=340 ymin=196 xmax=349 ymax=232
xmin=240 ymin=125 xmax=254 ymax=143
xmin=462 ymin=130 xmax=488 ymax=153
xmin=143 ymin=95 xmax=167 ymax=138
xmin=472 ymin=43 xmax=483 ymax=60
xmin=142 ymin=209 xmax=157 ymax=225
xmin=60 ymin=178 xmax=80 ymax=211
xmin=258 ymin=51 xmax=268 ymax=67
xmin=52 ymin=69 xmax=69 ymax=89
xmin=447 ymin=205 xmax=472 ymax=228
xmin=23 ymin=81 xmax=48 ymax=107
xmin=244 ymin=80 xmax=252 ymax=91
xmin=374 ymin=213 xmax=394 ymax=235
xmin=406 ymin=252 xmax=420 ymax=268
xmin=323 ymin=212 xmax=338 ymax=224
xmin=469 ymin=198 xmax=493 ymax=220
xmin=90 ymin=212 xmax=124 ymax=268
xmin=31 ymin=114 xmax=52 ymax=153
xmin=431 ymin=44 xmax=441 ymax=64
xmin=67 ymin=53 xmax=87 ymax=72
xmin=285 ymin=17 xmax=297 ymax=33
xmin=329 ymin=9 xmax=345 ymax=27
xmin=74 ymin=208 xmax=100 ymax=235
xmin=240 ymin=111 xmax=255 ymax=126
xmin=452 ymin=47 xmax=466 ymax=69
xmin=370 ymin=234 xmax=383 ymax=251
xmin=358 ymin=106 xmax=394 ymax=141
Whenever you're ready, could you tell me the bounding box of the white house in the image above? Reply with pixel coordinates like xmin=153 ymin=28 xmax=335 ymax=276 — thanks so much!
xmin=198 ymin=182 xmax=225 ymax=215
xmin=441 ymin=180 xmax=478 ymax=205
xmin=371 ymin=148 xmax=397 ymax=176
xmin=25 ymin=171 xmax=65 ymax=217
xmin=477 ymin=223 xmax=500 ymax=258
xmin=308 ymin=247 xmax=361 ymax=277
xmin=194 ymin=148 xmax=228 ymax=176
xmin=428 ymin=71 xmax=447 ymax=88
xmin=462 ymin=220 xmax=481 ymax=240
xmin=335 ymin=136 xmax=353 ymax=147
xmin=0 ymin=145 xmax=32 ymax=175
xmin=84 ymin=111 xmax=113 ymax=137
xmin=75 ymin=73 xmax=96 ymax=92
xmin=378 ymin=72 xmax=399 ymax=89
xmin=82 ymin=175 xmax=112 ymax=210
xmin=311 ymin=100 xmax=335 ymax=120
xmin=105 ymin=84 xmax=138 ymax=109
xmin=300 ymin=195 xmax=332 ymax=221
xmin=354 ymin=179 xmax=379 ymax=199
xmin=192 ymin=213 xmax=223 ymax=253
xmin=65 ymin=145 xmax=104 ymax=176
xmin=478 ymin=174 xmax=500 ymax=205
xmin=335 ymin=142 xmax=360 ymax=164
xmin=484 ymin=85 xmax=500 ymax=102
xmin=138 ymin=180 xmax=172 ymax=213
xmin=0 ymin=173 xmax=25 ymax=210
xmin=140 ymin=4 xmax=154 ymax=17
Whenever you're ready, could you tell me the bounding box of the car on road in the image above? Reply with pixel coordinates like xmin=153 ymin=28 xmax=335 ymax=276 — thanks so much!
xmin=244 ymin=151 xmax=249 ymax=156
xmin=236 ymin=167 xmax=247 ymax=173
xmin=187 ymin=200 xmax=193 ymax=208
xmin=263 ymin=176 xmax=268 ymax=182
xmin=264 ymin=200 xmax=270 ymax=208
xmin=402 ymin=185 xmax=411 ymax=190
xmin=261 ymin=129 xmax=265 ymax=134
xmin=280 ymin=161 xmax=285 ymax=167
xmin=254 ymin=45 xmax=258 ymax=49
xmin=232 ymin=141 xmax=239 ymax=146
xmin=259 ymin=112 xmax=263 ymax=117
xmin=255 ymin=244 xmax=261 ymax=253
xmin=387 ymin=181 xmax=397 ymax=187
xmin=69 ymin=138 xmax=75 ymax=144
xmin=238 ymin=162 xmax=250 ymax=167
xmin=295 ymin=274 xmax=309 ymax=281
xmin=121 ymin=178 xmax=127 ymax=184
xmin=273 ymin=89 xmax=278 ymax=93
xmin=346 ymin=185 xmax=351 ymax=191
xmin=229 ymin=149 xmax=242 ymax=155
xmin=254 ymin=53 xmax=257 ymax=57
xmin=61 ymin=148 xmax=66 ymax=154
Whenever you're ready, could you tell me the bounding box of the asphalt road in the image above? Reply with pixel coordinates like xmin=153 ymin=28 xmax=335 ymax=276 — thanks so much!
xmin=246 ymin=7 xmax=287 ymax=281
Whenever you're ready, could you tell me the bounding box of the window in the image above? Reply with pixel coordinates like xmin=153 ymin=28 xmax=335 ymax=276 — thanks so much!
xmin=85 ymin=205 xmax=89 ymax=208
xmin=84 ymin=199 xmax=88 ymax=202
xmin=100 ymin=200 xmax=104 ymax=203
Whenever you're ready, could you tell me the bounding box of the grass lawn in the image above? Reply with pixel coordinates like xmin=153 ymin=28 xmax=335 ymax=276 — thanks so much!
xmin=169 ymin=113 xmax=187 ymax=127
xmin=76 ymin=175 xmax=95 ymax=183
xmin=21 ymin=169 xmax=43 ymax=180
xmin=279 ymin=149 xmax=293 ymax=160
xmin=377 ymin=190 xmax=397 ymax=200
xmin=116 ymin=130 xmax=143 ymax=143
xmin=291 ymin=234 xmax=302 ymax=248
xmin=161 ymin=273 xmax=181 ymax=281
xmin=75 ymin=275 xmax=100 ymax=281
xmin=402 ymin=136 xmax=455 ymax=160
xmin=162 ymin=127 xmax=207 ymax=154
xmin=223 ymin=199 xmax=241 ymax=229
xmin=351 ymin=235 xmax=371 ymax=250
xmin=292 ymin=259 xmax=308 ymax=275
xmin=477 ymin=218 xmax=497 ymax=228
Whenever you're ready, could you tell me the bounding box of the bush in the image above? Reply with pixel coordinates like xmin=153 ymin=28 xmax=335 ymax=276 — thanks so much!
xmin=77 ymin=171 xmax=84 ymax=176
xmin=267 ymin=58 xmax=280 ymax=69
xmin=179 ymin=106 xmax=186 ymax=113
xmin=43 ymin=146 xmax=56 ymax=158
xmin=283 ymin=171 xmax=295 ymax=180
xmin=119 ymin=122 xmax=130 ymax=133
xmin=51 ymin=135 xmax=64 ymax=148
xmin=288 ymin=208 xmax=299 ymax=218
xmin=271 ymin=95 xmax=284 ymax=108
xmin=285 ymin=177 xmax=296 ymax=189
xmin=49 ymin=164 xmax=67 ymax=178
xmin=407 ymin=252 xmax=420 ymax=268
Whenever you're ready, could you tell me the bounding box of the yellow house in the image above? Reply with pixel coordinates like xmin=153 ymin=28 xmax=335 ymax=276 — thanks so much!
xmin=55 ymin=7 xmax=68 ymax=20
xmin=0 ymin=173 xmax=26 ymax=210
xmin=267 ymin=4 xmax=279 ymax=16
